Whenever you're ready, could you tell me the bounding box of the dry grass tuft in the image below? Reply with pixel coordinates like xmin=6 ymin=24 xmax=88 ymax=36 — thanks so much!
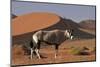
xmin=68 ymin=46 xmax=90 ymax=55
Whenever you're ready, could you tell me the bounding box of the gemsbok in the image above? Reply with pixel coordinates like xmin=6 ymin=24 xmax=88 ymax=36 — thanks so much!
xmin=29 ymin=29 xmax=73 ymax=59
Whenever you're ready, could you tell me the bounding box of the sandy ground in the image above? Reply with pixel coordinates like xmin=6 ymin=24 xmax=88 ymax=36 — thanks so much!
xmin=12 ymin=38 xmax=96 ymax=66
xmin=11 ymin=12 xmax=96 ymax=66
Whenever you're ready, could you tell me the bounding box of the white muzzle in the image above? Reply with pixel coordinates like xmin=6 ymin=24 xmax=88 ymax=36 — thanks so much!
xmin=70 ymin=36 xmax=73 ymax=40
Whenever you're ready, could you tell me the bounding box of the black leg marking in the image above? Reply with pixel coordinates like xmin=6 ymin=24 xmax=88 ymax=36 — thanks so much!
xmin=37 ymin=40 xmax=41 ymax=49
xmin=55 ymin=44 xmax=59 ymax=59
xmin=30 ymin=40 xmax=33 ymax=48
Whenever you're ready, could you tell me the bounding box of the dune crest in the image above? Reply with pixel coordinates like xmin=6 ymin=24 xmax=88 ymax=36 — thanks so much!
xmin=79 ymin=20 xmax=95 ymax=30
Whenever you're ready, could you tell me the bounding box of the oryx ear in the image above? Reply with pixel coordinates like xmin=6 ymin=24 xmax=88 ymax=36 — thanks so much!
xmin=67 ymin=29 xmax=71 ymax=33
xmin=69 ymin=29 xmax=73 ymax=33
xmin=70 ymin=30 xmax=72 ymax=33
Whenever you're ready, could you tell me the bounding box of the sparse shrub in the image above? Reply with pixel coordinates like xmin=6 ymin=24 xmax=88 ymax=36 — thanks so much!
xmin=91 ymin=47 xmax=96 ymax=54
xmin=68 ymin=47 xmax=81 ymax=55
xmin=68 ymin=46 xmax=90 ymax=55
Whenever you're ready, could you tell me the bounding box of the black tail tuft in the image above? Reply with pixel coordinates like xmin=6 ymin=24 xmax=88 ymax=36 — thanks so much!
xmin=30 ymin=40 xmax=33 ymax=48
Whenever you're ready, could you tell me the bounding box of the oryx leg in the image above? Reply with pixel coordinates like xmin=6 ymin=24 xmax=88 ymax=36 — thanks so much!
xmin=30 ymin=48 xmax=34 ymax=60
xmin=35 ymin=48 xmax=41 ymax=59
xmin=55 ymin=44 xmax=59 ymax=59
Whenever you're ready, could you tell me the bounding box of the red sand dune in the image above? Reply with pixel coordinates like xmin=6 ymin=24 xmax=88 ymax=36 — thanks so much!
xmin=12 ymin=12 xmax=61 ymax=36
xmin=79 ymin=20 xmax=95 ymax=30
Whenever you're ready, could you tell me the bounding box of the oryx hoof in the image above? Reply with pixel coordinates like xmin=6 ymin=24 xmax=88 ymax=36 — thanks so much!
xmin=38 ymin=56 xmax=41 ymax=59
xmin=38 ymin=58 xmax=41 ymax=59
xmin=30 ymin=57 xmax=33 ymax=60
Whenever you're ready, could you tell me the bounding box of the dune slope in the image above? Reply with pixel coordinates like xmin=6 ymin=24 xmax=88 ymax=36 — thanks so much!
xmin=12 ymin=12 xmax=61 ymax=36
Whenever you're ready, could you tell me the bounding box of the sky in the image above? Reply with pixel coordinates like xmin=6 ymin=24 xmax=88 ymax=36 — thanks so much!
xmin=12 ymin=1 xmax=96 ymax=22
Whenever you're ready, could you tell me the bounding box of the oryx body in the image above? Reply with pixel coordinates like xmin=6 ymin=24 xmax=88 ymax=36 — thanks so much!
xmin=30 ymin=29 xmax=73 ymax=59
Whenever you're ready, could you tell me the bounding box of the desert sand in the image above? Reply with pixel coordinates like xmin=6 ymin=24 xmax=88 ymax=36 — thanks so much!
xmin=12 ymin=12 xmax=96 ymax=66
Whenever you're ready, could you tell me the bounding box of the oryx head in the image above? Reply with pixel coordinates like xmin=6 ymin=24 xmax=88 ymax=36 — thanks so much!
xmin=64 ymin=29 xmax=73 ymax=40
